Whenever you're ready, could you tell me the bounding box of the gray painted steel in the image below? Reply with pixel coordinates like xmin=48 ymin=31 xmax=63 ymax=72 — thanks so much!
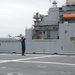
xmin=0 ymin=38 xmax=21 ymax=53
xmin=0 ymin=54 xmax=75 ymax=75
xmin=26 ymin=1 xmax=75 ymax=54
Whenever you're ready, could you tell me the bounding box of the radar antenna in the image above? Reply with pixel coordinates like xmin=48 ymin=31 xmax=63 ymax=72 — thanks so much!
xmin=52 ymin=0 xmax=57 ymax=7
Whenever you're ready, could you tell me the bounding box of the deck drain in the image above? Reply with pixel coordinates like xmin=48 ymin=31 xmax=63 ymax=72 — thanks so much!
xmin=7 ymin=72 xmax=23 ymax=75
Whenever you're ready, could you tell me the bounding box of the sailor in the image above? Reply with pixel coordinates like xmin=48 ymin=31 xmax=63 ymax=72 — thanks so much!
xmin=21 ymin=36 xmax=25 ymax=56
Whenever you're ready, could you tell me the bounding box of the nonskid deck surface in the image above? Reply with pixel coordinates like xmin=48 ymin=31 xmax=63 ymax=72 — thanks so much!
xmin=0 ymin=54 xmax=75 ymax=75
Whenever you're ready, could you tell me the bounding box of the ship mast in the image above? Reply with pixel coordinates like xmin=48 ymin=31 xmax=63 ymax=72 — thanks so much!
xmin=52 ymin=0 xmax=57 ymax=7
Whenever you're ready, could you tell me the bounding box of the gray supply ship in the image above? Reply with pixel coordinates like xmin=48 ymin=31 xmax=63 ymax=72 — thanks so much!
xmin=0 ymin=37 xmax=21 ymax=53
xmin=26 ymin=0 xmax=75 ymax=54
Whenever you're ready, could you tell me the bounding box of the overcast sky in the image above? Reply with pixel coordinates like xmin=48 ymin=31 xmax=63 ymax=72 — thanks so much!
xmin=0 ymin=0 xmax=66 ymax=37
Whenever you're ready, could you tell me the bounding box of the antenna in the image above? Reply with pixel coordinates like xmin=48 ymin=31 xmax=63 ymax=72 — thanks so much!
xmin=49 ymin=0 xmax=52 ymax=7
xmin=50 ymin=0 xmax=51 ymax=2
xmin=52 ymin=0 xmax=57 ymax=7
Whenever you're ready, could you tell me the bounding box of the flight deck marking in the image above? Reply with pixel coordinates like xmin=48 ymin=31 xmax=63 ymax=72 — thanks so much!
xmin=11 ymin=55 xmax=59 ymax=61
xmin=17 ymin=61 xmax=75 ymax=66
xmin=0 ymin=55 xmax=59 ymax=63
xmin=0 ymin=55 xmax=75 ymax=66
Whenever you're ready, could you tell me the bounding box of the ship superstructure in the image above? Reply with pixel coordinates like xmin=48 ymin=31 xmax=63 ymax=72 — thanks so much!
xmin=26 ymin=0 xmax=75 ymax=54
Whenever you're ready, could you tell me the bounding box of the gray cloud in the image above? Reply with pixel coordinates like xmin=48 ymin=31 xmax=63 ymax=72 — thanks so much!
xmin=0 ymin=0 xmax=65 ymax=37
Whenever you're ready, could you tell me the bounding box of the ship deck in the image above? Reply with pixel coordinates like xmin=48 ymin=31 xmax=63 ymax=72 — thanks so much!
xmin=0 ymin=54 xmax=75 ymax=75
